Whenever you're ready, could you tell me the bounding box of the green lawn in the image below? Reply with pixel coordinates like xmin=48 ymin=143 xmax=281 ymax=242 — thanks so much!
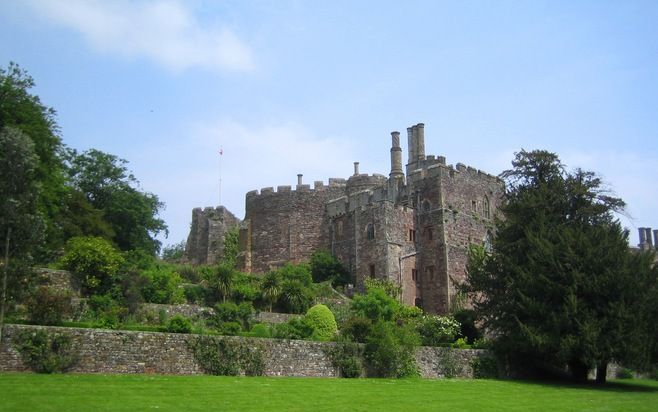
xmin=1 ymin=373 xmax=657 ymax=411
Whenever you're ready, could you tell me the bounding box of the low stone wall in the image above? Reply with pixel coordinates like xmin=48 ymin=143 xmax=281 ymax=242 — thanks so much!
xmin=0 ymin=324 xmax=485 ymax=378
xmin=253 ymin=311 xmax=299 ymax=324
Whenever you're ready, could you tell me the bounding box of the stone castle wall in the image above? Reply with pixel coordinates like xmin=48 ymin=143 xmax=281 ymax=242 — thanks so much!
xmin=0 ymin=324 xmax=486 ymax=378
xmin=184 ymin=206 xmax=240 ymax=265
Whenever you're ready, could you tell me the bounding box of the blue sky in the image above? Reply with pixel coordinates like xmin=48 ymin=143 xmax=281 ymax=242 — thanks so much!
xmin=1 ymin=0 xmax=657 ymax=248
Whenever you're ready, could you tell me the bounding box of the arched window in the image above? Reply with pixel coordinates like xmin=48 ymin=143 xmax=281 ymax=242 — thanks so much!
xmin=422 ymin=200 xmax=431 ymax=212
xmin=366 ymin=223 xmax=375 ymax=240
xmin=483 ymin=196 xmax=491 ymax=219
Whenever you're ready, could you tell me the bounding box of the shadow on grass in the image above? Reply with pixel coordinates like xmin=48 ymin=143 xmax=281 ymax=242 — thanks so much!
xmin=510 ymin=378 xmax=658 ymax=393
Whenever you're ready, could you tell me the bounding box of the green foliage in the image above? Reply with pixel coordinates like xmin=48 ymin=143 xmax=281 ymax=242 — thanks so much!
xmin=177 ymin=265 xmax=200 ymax=283
xmin=26 ymin=286 xmax=72 ymax=326
xmin=161 ymin=241 xmax=186 ymax=262
xmin=471 ymin=355 xmax=500 ymax=379
xmin=279 ymin=280 xmax=313 ymax=314
xmin=221 ymin=227 xmax=239 ymax=268
xmin=167 ymin=315 xmax=193 ymax=334
xmin=616 ymin=368 xmax=634 ymax=379
xmin=260 ymin=271 xmax=282 ymax=312
xmin=58 ymin=237 xmax=124 ymax=295
xmin=364 ymin=320 xmax=420 ymax=378
xmin=462 ymin=149 xmax=658 ymax=382
xmin=13 ymin=329 xmax=77 ymax=373
xmin=0 ymin=63 xmax=67 ymax=260
xmin=212 ymin=301 xmax=253 ymax=330
xmin=87 ymin=294 xmax=127 ymax=329
xmin=341 ymin=316 xmax=373 ymax=343
xmin=139 ymin=266 xmax=185 ymax=304
xmin=64 ymin=148 xmax=167 ymax=255
xmin=279 ymin=262 xmax=313 ymax=286
xmin=190 ymin=336 xmax=264 ymax=376
xmin=183 ymin=284 xmax=205 ymax=304
xmin=208 ymin=263 xmax=234 ymax=304
xmin=304 ymin=304 xmax=338 ymax=341
xmin=271 ymin=317 xmax=313 ymax=340
xmin=351 ymin=287 xmax=400 ymax=322
xmin=329 ymin=338 xmax=364 ymax=378
xmin=453 ymin=309 xmax=482 ymax=344
xmin=416 ymin=314 xmax=461 ymax=347
xmin=310 ymin=250 xmax=351 ymax=286
xmin=364 ymin=278 xmax=401 ymax=299
xmin=246 ymin=323 xmax=271 ymax=338
xmin=231 ymin=272 xmax=260 ymax=303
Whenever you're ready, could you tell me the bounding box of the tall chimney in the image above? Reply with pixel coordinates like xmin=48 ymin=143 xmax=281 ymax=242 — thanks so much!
xmin=416 ymin=123 xmax=425 ymax=163
xmin=646 ymin=227 xmax=654 ymax=248
xmin=353 ymin=162 xmax=360 ymax=176
xmin=653 ymin=229 xmax=658 ymax=250
xmin=407 ymin=126 xmax=417 ymax=167
xmin=390 ymin=131 xmax=403 ymax=179
xmin=639 ymin=227 xmax=647 ymax=247
xmin=297 ymin=174 xmax=303 ymax=186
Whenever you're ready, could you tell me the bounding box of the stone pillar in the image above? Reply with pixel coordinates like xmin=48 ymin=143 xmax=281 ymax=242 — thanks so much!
xmin=297 ymin=174 xmax=303 ymax=186
xmin=646 ymin=227 xmax=653 ymax=248
xmin=353 ymin=162 xmax=360 ymax=176
xmin=389 ymin=131 xmax=404 ymax=179
xmin=407 ymin=126 xmax=416 ymax=167
xmin=639 ymin=227 xmax=646 ymax=247
xmin=416 ymin=123 xmax=425 ymax=163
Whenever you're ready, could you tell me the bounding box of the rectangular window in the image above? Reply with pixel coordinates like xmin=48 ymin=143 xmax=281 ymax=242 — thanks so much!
xmin=411 ymin=269 xmax=418 ymax=282
xmin=471 ymin=200 xmax=477 ymax=212
xmin=369 ymin=264 xmax=375 ymax=278
xmin=409 ymin=229 xmax=416 ymax=242
xmin=426 ymin=227 xmax=433 ymax=241
xmin=425 ymin=266 xmax=435 ymax=281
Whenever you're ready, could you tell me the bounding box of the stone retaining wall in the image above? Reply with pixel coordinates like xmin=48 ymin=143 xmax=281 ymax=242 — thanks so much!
xmin=0 ymin=324 xmax=485 ymax=378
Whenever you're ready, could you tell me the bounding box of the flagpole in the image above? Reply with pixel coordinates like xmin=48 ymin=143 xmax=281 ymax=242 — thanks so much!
xmin=219 ymin=146 xmax=223 ymax=206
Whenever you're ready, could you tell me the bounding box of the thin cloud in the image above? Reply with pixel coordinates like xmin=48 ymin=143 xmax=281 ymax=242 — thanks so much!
xmin=25 ymin=0 xmax=254 ymax=72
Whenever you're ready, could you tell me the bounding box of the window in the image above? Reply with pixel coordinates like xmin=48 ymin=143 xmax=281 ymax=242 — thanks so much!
xmin=411 ymin=268 xmax=418 ymax=282
xmin=409 ymin=229 xmax=416 ymax=242
xmin=484 ymin=230 xmax=493 ymax=252
xmin=425 ymin=266 xmax=435 ymax=281
xmin=414 ymin=297 xmax=423 ymax=308
xmin=366 ymin=223 xmax=375 ymax=240
xmin=426 ymin=227 xmax=433 ymax=241
xmin=422 ymin=200 xmax=431 ymax=212
xmin=336 ymin=220 xmax=343 ymax=238
xmin=483 ymin=196 xmax=491 ymax=219
xmin=471 ymin=200 xmax=477 ymax=213
xmin=369 ymin=264 xmax=376 ymax=278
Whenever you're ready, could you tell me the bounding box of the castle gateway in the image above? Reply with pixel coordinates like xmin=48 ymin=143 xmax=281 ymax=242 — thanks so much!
xmin=185 ymin=123 xmax=504 ymax=314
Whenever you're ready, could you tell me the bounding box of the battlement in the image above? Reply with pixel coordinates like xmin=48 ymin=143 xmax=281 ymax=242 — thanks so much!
xmin=245 ymin=178 xmax=348 ymax=200
xmin=406 ymin=153 xmax=501 ymax=185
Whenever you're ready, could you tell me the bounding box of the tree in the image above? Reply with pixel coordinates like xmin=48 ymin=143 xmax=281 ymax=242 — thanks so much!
xmin=463 ymin=149 xmax=656 ymax=382
xmin=58 ymin=236 xmax=125 ymax=295
xmin=0 ymin=63 xmax=67 ymax=259
xmin=65 ymin=148 xmax=167 ymax=255
xmin=310 ymin=250 xmax=351 ymax=286
xmin=0 ymin=126 xmax=44 ymax=341
xmin=261 ymin=271 xmax=282 ymax=312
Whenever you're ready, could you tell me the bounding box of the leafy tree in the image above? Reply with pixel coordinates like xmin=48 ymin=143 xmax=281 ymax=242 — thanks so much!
xmin=64 ymin=148 xmax=167 ymax=255
xmin=0 ymin=63 xmax=67 ymax=258
xmin=351 ymin=286 xmax=400 ymax=322
xmin=261 ymin=271 xmax=282 ymax=312
xmin=463 ymin=149 xmax=656 ymax=382
xmin=58 ymin=236 xmax=125 ymax=295
xmin=0 ymin=126 xmax=44 ymax=341
xmin=310 ymin=250 xmax=351 ymax=286
xmin=208 ymin=263 xmax=234 ymax=304
xmin=161 ymin=240 xmax=186 ymax=262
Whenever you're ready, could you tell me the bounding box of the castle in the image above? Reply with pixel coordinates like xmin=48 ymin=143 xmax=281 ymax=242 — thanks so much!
xmin=184 ymin=123 xmax=504 ymax=314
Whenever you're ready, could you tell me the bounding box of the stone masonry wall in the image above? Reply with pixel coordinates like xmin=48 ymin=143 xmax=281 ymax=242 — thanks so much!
xmin=0 ymin=324 xmax=485 ymax=378
xmin=184 ymin=206 xmax=240 ymax=265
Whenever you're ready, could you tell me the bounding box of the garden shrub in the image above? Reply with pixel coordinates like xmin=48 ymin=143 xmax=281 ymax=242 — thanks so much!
xmin=341 ymin=316 xmax=373 ymax=343
xmin=26 ymin=286 xmax=72 ymax=326
xmin=304 ymin=304 xmax=337 ymax=341
xmin=247 ymin=323 xmax=271 ymax=338
xmin=416 ymin=314 xmax=460 ymax=347
xmin=190 ymin=336 xmax=264 ymax=376
xmin=212 ymin=302 xmax=253 ymax=330
xmin=310 ymin=250 xmax=351 ymax=286
xmin=280 ymin=280 xmax=313 ymax=314
xmin=183 ymin=284 xmax=206 ymax=304
xmin=88 ymin=294 xmax=127 ymax=329
xmin=364 ymin=320 xmax=419 ymax=378
xmin=471 ymin=355 xmax=500 ymax=379
xmin=329 ymin=338 xmax=363 ymax=378
xmin=271 ymin=317 xmax=313 ymax=340
xmin=220 ymin=321 xmax=243 ymax=336
xmin=58 ymin=236 xmax=124 ymax=295
xmin=178 ymin=265 xmax=200 ymax=283
xmin=140 ymin=267 xmax=185 ymax=304
xmin=351 ymin=287 xmax=400 ymax=322
xmin=13 ymin=329 xmax=77 ymax=373
xmin=167 ymin=314 xmax=193 ymax=334
xmin=451 ymin=337 xmax=469 ymax=349
xmin=453 ymin=309 xmax=482 ymax=343
xmin=616 ymin=367 xmax=634 ymax=379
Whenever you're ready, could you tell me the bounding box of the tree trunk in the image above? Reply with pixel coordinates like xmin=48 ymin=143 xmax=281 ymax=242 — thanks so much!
xmin=0 ymin=227 xmax=10 ymax=344
xmin=595 ymin=362 xmax=608 ymax=384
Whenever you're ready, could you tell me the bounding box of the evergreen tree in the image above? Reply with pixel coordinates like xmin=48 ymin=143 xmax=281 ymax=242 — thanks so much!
xmin=464 ymin=149 xmax=656 ymax=382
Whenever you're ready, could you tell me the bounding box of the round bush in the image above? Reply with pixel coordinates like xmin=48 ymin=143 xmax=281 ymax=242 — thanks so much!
xmin=304 ymin=304 xmax=337 ymax=341
xmin=167 ymin=315 xmax=193 ymax=334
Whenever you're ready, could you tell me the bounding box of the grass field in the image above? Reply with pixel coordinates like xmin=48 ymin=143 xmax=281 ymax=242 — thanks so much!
xmin=1 ymin=373 xmax=657 ymax=411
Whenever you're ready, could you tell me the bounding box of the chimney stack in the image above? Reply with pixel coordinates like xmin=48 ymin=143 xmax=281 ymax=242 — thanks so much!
xmin=297 ymin=174 xmax=303 ymax=186
xmin=646 ymin=227 xmax=654 ymax=248
xmin=639 ymin=227 xmax=647 ymax=247
xmin=416 ymin=123 xmax=425 ymax=163
xmin=654 ymin=229 xmax=658 ymax=250
xmin=353 ymin=162 xmax=360 ymax=176
xmin=407 ymin=126 xmax=417 ymax=167
xmin=389 ymin=131 xmax=404 ymax=179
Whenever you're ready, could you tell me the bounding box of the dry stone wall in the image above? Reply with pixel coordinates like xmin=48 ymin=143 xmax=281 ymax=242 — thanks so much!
xmin=0 ymin=324 xmax=485 ymax=378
